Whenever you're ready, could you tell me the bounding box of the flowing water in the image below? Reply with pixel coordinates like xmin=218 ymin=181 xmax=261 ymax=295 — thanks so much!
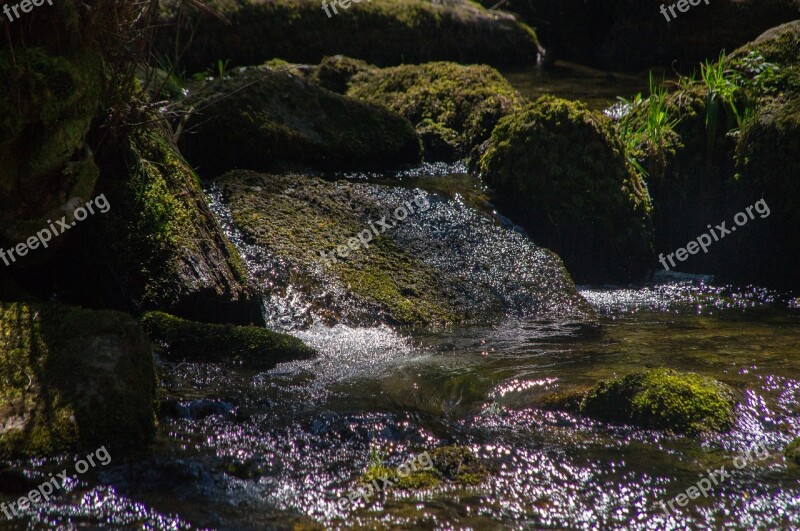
xmin=3 ymin=162 xmax=799 ymax=530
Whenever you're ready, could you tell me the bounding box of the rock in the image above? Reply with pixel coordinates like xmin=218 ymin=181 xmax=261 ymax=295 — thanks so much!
xmin=47 ymin=121 xmax=263 ymax=326
xmin=0 ymin=48 xmax=103 ymax=260
xmin=479 ymin=96 xmax=654 ymax=283
xmin=579 ymin=368 xmax=739 ymax=435
xmin=141 ymin=311 xmax=316 ymax=368
xmin=0 ymin=302 xmax=157 ymax=459
xmin=312 ymin=55 xmax=372 ymax=94
xmin=155 ymin=0 xmax=543 ymax=72
xmin=499 ymin=0 xmax=800 ymax=70
xmin=178 ymin=66 xmax=422 ymax=175
xmin=347 ymin=62 xmax=526 ymax=161
xmin=217 ymin=170 xmax=592 ymax=327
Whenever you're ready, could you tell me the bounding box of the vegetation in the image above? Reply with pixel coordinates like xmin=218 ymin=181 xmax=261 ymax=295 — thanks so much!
xmin=479 ymin=96 xmax=654 ymax=283
xmin=580 ymin=368 xmax=739 ymax=435
xmin=140 ymin=312 xmax=316 ymax=367
xmin=348 ymin=61 xmax=525 ymax=161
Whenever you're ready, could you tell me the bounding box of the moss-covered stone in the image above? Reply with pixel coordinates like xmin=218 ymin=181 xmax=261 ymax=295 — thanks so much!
xmin=479 ymin=96 xmax=654 ymax=283
xmin=77 ymin=121 xmax=262 ymax=325
xmin=0 ymin=302 xmax=157 ymax=459
xmin=348 ymin=62 xmax=526 ymax=161
xmin=220 ymin=170 xmax=459 ymax=326
xmin=312 ymin=55 xmax=372 ymax=94
xmin=579 ymin=368 xmax=739 ymax=435
xmin=140 ymin=311 xmax=315 ymax=367
xmin=178 ymin=66 xmax=421 ymax=175
xmin=0 ymin=48 xmax=103 ymax=254
xmin=357 ymin=445 xmax=488 ymax=491
xmin=156 ymin=0 xmax=542 ymax=72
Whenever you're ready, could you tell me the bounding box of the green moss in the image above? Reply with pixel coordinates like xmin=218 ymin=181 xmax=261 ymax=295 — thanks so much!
xmin=580 ymin=368 xmax=738 ymax=435
xmin=479 ymin=96 xmax=653 ymax=283
xmin=220 ymin=171 xmax=460 ymax=326
xmin=179 ymin=66 xmax=421 ymax=175
xmin=348 ymin=62 xmax=525 ymax=159
xmin=157 ymin=0 xmax=541 ymax=72
xmin=93 ymin=121 xmax=258 ymax=323
xmin=140 ymin=311 xmax=315 ymax=367
xmin=313 ymin=55 xmax=372 ymax=93
xmin=0 ymin=48 xmax=103 ymax=240
xmin=0 ymin=302 xmax=157 ymax=459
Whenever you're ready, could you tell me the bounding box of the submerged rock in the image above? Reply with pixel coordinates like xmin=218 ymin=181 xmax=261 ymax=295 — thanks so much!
xmin=141 ymin=311 xmax=315 ymax=368
xmin=347 ymin=61 xmax=526 ymax=161
xmin=784 ymin=436 xmax=800 ymax=465
xmin=579 ymin=368 xmax=739 ymax=435
xmin=479 ymin=96 xmax=654 ymax=283
xmin=0 ymin=302 xmax=157 ymax=458
xmin=216 ymin=169 xmax=591 ymax=328
xmin=179 ymin=66 xmax=422 ymax=175
xmin=156 ymin=0 xmax=542 ymax=72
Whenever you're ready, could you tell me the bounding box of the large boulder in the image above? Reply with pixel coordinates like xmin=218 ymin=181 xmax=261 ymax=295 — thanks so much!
xmin=29 ymin=121 xmax=264 ymax=325
xmin=0 ymin=302 xmax=157 ymax=458
xmin=178 ymin=66 xmax=422 ymax=175
xmin=347 ymin=61 xmax=526 ymax=161
xmin=216 ymin=170 xmax=592 ymax=327
xmin=155 ymin=0 xmax=543 ymax=72
xmin=479 ymin=96 xmax=654 ymax=283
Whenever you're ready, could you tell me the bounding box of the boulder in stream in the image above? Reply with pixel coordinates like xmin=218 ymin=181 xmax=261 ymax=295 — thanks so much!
xmin=479 ymin=96 xmax=654 ymax=283
xmin=178 ymin=66 xmax=422 ymax=175
xmin=580 ymin=368 xmax=739 ymax=435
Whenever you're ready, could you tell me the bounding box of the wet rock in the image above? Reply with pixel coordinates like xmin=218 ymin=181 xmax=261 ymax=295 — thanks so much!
xmin=178 ymin=66 xmax=422 ymax=175
xmin=579 ymin=368 xmax=739 ymax=435
xmin=784 ymin=436 xmax=800 ymax=465
xmin=479 ymin=96 xmax=654 ymax=283
xmin=155 ymin=0 xmax=543 ymax=72
xmin=141 ymin=311 xmax=315 ymax=368
xmin=0 ymin=302 xmax=157 ymax=459
xmin=216 ymin=170 xmax=592 ymax=327
xmin=348 ymin=61 xmax=526 ymax=161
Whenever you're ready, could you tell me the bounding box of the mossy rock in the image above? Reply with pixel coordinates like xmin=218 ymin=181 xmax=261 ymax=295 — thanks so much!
xmin=155 ymin=0 xmax=542 ymax=72
xmin=579 ymin=368 xmax=739 ymax=435
xmin=179 ymin=66 xmax=421 ymax=175
xmin=73 ymin=120 xmax=262 ymax=325
xmin=312 ymin=55 xmax=372 ymax=94
xmin=140 ymin=312 xmax=315 ymax=367
xmin=0 ymin=302 xmax=157 ymax=459
xmin=0 ymin=48 xmax=103 ymax=252
xmin=479 ymin=95 xmax=654 ymax=283
xmin=358 ymin=445 xmax=489 ymax=491
xmin=784 ymin=436 xmax=800 ymax=465
xmin=348 ymin=61 xmax=526 ymax=160
xmin=219 ymin=170 xmax=460 ymax=326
